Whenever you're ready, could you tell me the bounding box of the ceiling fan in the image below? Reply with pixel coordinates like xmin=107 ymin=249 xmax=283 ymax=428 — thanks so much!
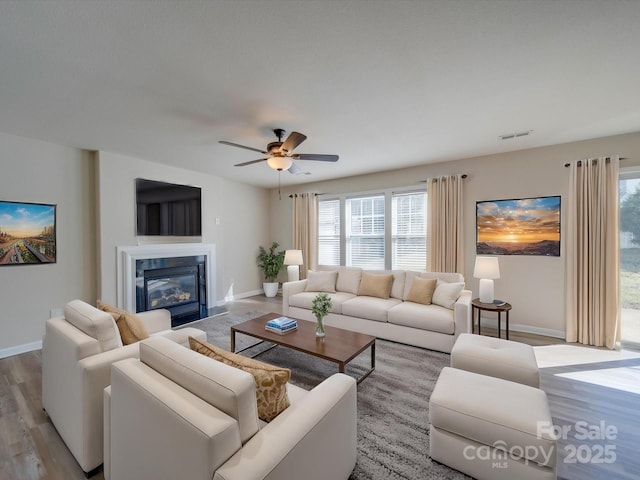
xmin=219 ymin=128 xmax=339 ymax=175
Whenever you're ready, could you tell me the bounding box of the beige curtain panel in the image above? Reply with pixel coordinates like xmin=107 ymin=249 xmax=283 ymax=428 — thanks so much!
xmin=566 ymin=156 xmax=620 ymax=349
xmin=427 ymin=174 xmax=464 ymax=273
xmin=292 ymin=193 xmax=318 ymax=278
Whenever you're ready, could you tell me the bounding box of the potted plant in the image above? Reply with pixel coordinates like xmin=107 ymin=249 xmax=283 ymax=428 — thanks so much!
xmin=311 ymin=292 xmax=332 ymax=338
xmin=257 ymin=242 xmax=285 ymax=297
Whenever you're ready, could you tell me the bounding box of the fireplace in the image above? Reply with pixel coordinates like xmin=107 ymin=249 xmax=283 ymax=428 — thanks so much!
xmin=136 ymin=256 xmax=207 ymax=325
xmin=117 ymin=244 xmax=216 ymax=327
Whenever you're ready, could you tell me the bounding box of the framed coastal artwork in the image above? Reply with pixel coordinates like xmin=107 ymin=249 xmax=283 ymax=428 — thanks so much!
xmin=0 ymin=200 xmax=56 ymax=265
xmin=476 ymin=196 xmax=560 ymax=256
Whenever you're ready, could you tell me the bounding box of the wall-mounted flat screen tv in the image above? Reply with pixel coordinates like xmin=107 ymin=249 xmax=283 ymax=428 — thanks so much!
xmin=0 ymin=200 xmax=56 ymax=265
xmin=135 ymin=178 xmax=202 ymax=236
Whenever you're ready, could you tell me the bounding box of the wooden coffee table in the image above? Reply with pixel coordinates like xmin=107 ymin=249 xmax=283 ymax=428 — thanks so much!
xmin=231 ymin=312 xmax=376 ymax=384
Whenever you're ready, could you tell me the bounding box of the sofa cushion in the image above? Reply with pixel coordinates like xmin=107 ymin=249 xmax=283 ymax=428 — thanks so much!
xmin=341 ymin=296 xmax=401 ymax=322
xmin=97 ymin=300 xmax=150 ymax=345
xmin=189 ymin=337 xmax=291 ymax=423
xmin=432 ymin=280 xmax=465 ymax=309
xmin=64 ymin=299 xmax=122 ymax=352
xmin=387 ymin=302 xmax=455 ymax=334
xmin=289 ymin=291 xmax=356 ymax=314
xmin=317 ymin=265 xmax=362 ymax=294
xmin=140 ymin=336 xmax=260 ymax=444
xmin=366 ymin=270 xmax=406 ymax=299
xmin=405 ymin=277 xmax=437 ymax=305
xmin=358 ymin=272 xmax=394 ymax=299
xmin=304 ymin=270 xmax=338 ymax=293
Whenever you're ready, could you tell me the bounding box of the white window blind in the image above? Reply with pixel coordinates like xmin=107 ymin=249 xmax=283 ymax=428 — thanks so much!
xmin=318 ymin=199 xmax=340 ymax=265
xmin=392 ymin=191 xmax=427 ymax=271
xmin=346 ymin=195 xmax=385 ymax=269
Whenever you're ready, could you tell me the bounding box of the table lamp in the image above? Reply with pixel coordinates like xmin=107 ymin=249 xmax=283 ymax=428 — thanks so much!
xmin=284 ymin=249 xmax=304 ymax=282
xmin=473 ymin=256 xmax=500 ymax=303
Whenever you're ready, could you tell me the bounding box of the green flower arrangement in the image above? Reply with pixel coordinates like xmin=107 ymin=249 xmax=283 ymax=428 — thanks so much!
xmin=311 ymin=292 xmax=333 ymax=318
xmin=312 ymin=293 xmax=332 ymax=338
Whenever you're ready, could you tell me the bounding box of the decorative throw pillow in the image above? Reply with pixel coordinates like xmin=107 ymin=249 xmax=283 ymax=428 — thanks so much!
xmin=189 ymin=336 xmax=291 ymax=422
xmin=406 ymin=277 xmax=438 ymax=305
xmin=305 ymin=270 xmax=338 ymax=292
xmin=431 ymin=280 xmax=465 ymax=309
xmin=97 ymin=300 xmax=150 ymax=345
xmin=358 ymin=272 xmax=394 ymax=299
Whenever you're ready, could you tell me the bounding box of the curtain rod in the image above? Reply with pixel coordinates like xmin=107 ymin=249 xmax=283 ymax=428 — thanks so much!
xmin=564 ymin=157 xmax=627 ymax=167
xmin=288 ymin=193 xmax=321 ymax=198
xmin=420 ymin=174 xmax=468 ymax=182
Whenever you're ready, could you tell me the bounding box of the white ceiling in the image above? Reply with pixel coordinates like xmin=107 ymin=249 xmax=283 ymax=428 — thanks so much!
xmin=1 ymin=1 xmax=639 ymax=188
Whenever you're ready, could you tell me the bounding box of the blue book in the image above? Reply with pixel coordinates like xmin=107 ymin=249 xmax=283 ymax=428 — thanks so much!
xmin=266 ymin=316 xmax=297 ymax=329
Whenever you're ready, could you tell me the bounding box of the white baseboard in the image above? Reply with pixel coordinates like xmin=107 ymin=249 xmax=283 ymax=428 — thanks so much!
xmin=221 ymin=289 xmax=265 ymax=303
xmin=476 ymin=318 xmax=565 ymax=339
xmin=0 ymin=340 xmax=42 ymax=360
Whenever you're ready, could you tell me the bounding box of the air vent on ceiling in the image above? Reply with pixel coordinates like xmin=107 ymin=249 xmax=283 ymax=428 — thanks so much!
xmin=499 ymin=130 xmax=533 ymax=141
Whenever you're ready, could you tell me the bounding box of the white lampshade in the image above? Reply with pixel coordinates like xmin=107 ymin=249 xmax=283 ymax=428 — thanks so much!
xmin=473 ymin=257 xmax=500 ymax=279
xmin=474 ymin=257 xmax=500 ymax=303
xmin=284 ymin=249 xmax=304 ymax=282
xmin=267 ymin=156 xmax=293 ymax=171
xmin=284 ymin=250 xmax=304 ymax=265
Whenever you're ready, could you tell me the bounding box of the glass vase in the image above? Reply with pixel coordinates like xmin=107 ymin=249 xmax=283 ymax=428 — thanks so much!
xmin=315 ymin=315 xmax=325 ymax=338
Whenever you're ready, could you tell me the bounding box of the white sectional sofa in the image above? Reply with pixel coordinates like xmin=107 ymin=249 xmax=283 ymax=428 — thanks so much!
xmin=282 ymin=265 xmax=472 ymax=353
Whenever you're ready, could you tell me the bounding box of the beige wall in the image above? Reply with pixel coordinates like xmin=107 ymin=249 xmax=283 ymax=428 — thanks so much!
xmin=96 ymin=151 xmax=271 ymax=307
xmin=0 ymin=131 xmax=96 ymax=355
xmin=270 ymin=132 xmax=640 ymax=338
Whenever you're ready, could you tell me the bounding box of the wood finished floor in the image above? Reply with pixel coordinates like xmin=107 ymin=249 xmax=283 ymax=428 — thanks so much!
xmin=1 ymin=295 xmax=638 ymax=479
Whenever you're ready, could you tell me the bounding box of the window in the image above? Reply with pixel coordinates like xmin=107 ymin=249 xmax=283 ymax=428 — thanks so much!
xmin=317 ymin=189 xmax=427 ymax=271
xmin=346 ymin=195 xmax=385 ymax=269
xmin=392 ymin=192 xmax=426 ymax=271
xmin=318 ymin=199 xmax=340 ymax=265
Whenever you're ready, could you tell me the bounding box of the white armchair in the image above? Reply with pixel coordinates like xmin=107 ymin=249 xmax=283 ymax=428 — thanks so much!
xmin=42 ymin=299 xmax=207 ymax=475
xmin=104 ymin=335 xmax=358 ymax=480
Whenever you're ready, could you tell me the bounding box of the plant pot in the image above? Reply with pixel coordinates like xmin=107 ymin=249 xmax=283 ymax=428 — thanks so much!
xmin=263 ymin=282 xmax=279 ymax=298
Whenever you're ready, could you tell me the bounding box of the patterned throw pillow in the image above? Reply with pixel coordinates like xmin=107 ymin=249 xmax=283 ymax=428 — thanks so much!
xmin=189 ymin=336 xmax=291 ymax=422
xmin=97 ymin=300 xmax=150 ymax=345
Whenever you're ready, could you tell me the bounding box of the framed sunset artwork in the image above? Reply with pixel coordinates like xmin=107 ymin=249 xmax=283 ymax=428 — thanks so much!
xmin=0 ymin=200 xmax=56 ymax=265
xmin=476 ymin=196 xmax=560 ymax=256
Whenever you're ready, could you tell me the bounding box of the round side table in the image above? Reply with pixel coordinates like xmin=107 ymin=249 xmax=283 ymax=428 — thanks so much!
xmin=471 ymin=298 xmax=512 ymax=340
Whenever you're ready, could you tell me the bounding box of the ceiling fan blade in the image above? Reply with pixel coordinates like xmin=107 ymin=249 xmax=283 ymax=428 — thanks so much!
xmin=219 ymin=140 xmax=268 ymax=154
xmin=291 ymin=153 xmax=339 ymax=162
xmin=280 ymin=131 xmax=307 ymax=154
xmin=234 ymin=158 xmax=268 ymax=167
xmin=287 ymin=162 xmax=311 ymax=175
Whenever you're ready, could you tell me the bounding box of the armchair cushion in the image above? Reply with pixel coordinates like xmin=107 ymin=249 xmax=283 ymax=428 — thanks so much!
xmin=97 ymin=300 xmax=150 ymax=345
xmin=64 ymin=299 xmax=122 ymax=352
xmin=189 ymin=337 xmax=291 ymax=422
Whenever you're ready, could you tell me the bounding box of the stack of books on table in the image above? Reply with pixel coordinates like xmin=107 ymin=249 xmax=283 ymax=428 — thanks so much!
xmin=265 ymin=316 xmax=298 ymax=335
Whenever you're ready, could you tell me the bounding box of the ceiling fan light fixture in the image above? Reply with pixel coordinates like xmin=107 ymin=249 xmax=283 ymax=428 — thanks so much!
xmin=267 ymin=156 xmax=293 ymax=171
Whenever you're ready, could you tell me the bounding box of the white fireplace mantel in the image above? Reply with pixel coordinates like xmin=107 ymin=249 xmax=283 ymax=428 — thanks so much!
xmin=117 ymin=243 xmax=216 ymax=312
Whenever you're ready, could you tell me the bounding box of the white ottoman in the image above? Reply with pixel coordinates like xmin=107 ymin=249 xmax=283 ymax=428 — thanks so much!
xmin=451 ymin=333 xmax=540 ymax=387
xmin=429 ymin=367 xmax=557 ymax=480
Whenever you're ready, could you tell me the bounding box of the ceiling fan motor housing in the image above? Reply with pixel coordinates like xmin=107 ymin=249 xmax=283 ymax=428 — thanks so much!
xmin=267 ymin=141 xmax=284 ymax=154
